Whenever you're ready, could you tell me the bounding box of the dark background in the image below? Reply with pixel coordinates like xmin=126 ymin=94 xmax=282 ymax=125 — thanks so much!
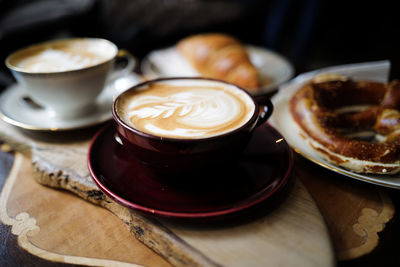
xmin=1 ymin=0 xmax=399 ymax=89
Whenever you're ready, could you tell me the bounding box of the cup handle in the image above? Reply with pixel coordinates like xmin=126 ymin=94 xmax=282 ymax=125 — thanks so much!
xmin=107 ymin=49 xmax=137 ymax=83
xmin=255 ymin=95 xmax=274 ymax=127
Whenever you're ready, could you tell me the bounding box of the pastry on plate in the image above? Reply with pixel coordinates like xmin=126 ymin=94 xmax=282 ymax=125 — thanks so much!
xmin=289 ymin=73 xmax=400 ymax=175
xmin=177 ymin=33 xmax=263 ymax=92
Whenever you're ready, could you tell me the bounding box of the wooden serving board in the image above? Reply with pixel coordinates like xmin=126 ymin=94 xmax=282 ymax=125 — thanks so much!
xmin=0 ymin=148 xmax=170 ymax=267
xmin=295 ymin=155 xmax=395 ymax=261
xmin=0 ymin=119 xmax=334 ymax=267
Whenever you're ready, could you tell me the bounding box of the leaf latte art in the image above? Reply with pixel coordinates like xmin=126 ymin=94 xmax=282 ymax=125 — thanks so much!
xmin=117 ymin=83 xmax=255 ymax=139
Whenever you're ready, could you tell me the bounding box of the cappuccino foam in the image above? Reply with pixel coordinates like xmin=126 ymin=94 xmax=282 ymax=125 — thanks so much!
xmin=117 ymin=80 xmax=255 ymax=139
xmin=9 ymin=39 xmax=116 ymax=73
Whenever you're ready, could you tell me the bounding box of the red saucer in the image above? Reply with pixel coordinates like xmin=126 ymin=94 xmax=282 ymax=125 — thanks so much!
xmin=88 ymin=123 xmax=293 ymax=220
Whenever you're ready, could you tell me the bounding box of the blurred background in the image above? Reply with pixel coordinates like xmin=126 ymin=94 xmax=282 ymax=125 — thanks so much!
xmin=1 ymin=0 xmax=399 ymax=89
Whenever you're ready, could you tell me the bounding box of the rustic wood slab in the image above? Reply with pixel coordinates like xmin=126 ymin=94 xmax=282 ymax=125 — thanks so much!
xmin=0 ymin=119 xmax=334 ymax=267
xmin=0 ymin=148 xmax=170 ymax=267
xmin=296 ymin=156 xmax=395 ymax=260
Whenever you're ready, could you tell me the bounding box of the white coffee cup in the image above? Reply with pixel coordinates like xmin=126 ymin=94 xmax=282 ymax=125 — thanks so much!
xmin=5 ymin=38 xmax=136 ymax=119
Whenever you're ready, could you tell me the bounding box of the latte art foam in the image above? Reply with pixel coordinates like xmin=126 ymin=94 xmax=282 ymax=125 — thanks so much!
xmin=9 ymin=39 xmax=116 ymax=73
xmin=17 ymin=49 xmax=104 ymax=72
xmin=117 ymin=82 xmax=255 ymax=139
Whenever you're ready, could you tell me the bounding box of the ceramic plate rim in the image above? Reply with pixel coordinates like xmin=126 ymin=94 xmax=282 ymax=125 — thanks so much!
xmin=140 ymin=45 xmax=294 ymax=95
xmin=87 ymin=123 xmax=293 ymax=219
xmin=0 ymin=84 xmax=112 ymax=131
xmin=270 ymin=81 xmax=400 ymax=189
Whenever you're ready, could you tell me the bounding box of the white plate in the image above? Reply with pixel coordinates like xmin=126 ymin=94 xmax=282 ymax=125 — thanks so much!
xmin=141 ymin=45 xmax=294 ymax=95
xmin=270 ymin=76 xmax=400 ymax=189
xmin=0 ymin=73 xmax=142 ymax=131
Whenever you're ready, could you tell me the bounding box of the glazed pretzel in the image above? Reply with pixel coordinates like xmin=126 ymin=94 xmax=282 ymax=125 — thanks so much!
xmin=290 ymin=74 xmax=400 ymax=174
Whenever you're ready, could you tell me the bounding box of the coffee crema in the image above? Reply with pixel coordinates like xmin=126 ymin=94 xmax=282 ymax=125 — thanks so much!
xmin=8 ymin=39 xmax=116 ymax=73
xmin=117 ymin=81 xmax=255 ymax=139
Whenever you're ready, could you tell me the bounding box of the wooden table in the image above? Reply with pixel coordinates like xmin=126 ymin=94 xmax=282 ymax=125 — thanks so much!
xmin=0 ymin=117 xmax=398 ymax=266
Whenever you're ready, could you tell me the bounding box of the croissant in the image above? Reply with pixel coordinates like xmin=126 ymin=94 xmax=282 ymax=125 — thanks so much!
xmin=177 ymin=33 xmax=261 ymax=91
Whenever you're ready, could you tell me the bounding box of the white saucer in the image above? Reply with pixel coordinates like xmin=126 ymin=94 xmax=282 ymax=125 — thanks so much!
xmin=141 ymin=45 xmax=294 ymax=95
xmin=0 ymin=73 xmax=142 ymax=131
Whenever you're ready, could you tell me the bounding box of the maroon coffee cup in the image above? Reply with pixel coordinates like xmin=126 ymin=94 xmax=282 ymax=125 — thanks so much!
xmin=112 ymin=77 xmax=273 ymax=173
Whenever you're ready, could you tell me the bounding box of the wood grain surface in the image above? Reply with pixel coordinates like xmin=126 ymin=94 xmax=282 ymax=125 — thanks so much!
xmin=296 ymin=156 xmax=395 ymax=260
xmin=0 ymin=120 xmax=334 ymax=266
xmin=0 ymin=148 xmax=170 ymax=267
